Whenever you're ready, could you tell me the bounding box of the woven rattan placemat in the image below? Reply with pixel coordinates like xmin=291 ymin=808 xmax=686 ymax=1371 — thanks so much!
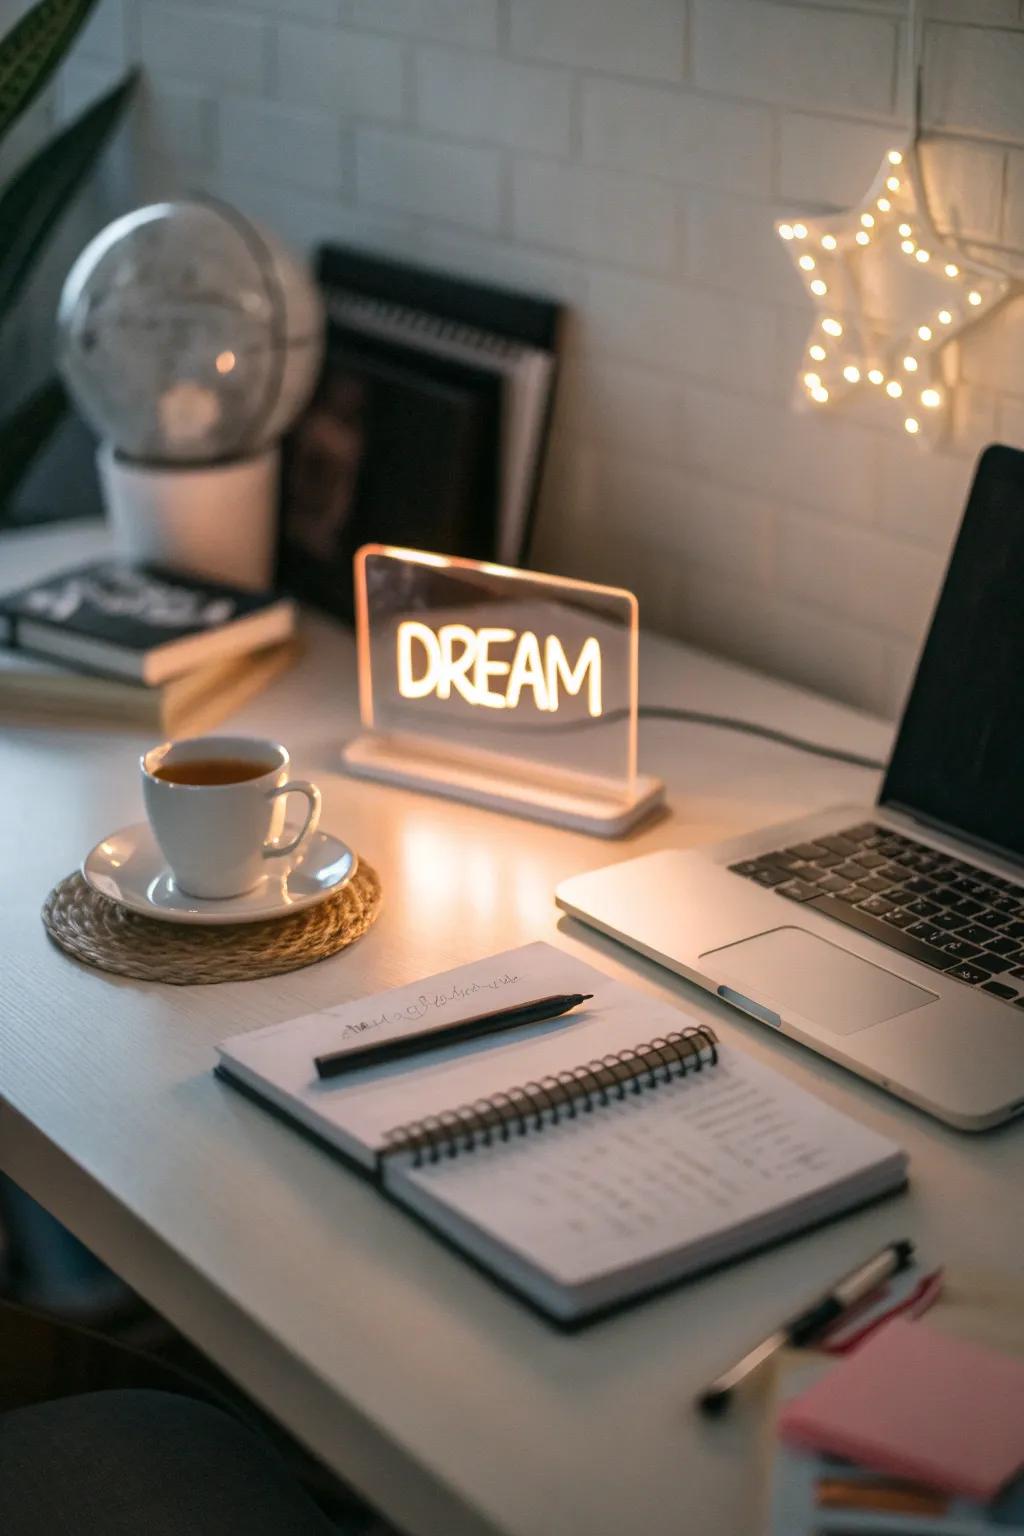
xmin=42 ymin=862 xmax=382 ymax=985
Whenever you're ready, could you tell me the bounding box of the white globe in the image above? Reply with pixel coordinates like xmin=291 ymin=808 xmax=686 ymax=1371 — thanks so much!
xmin=57 ymin=200 xmax=324 ymax=465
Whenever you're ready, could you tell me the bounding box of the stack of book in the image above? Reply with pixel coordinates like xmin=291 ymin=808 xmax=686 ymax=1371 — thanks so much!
xmin=278 ymin=245 xmax=563 ymax=620
xmin=0 ymin=561 xmax=298 ymax=734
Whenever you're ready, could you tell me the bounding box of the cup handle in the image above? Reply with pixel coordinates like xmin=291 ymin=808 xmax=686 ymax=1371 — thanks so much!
xmin=263 ymin=780 xmax=322 ymax=860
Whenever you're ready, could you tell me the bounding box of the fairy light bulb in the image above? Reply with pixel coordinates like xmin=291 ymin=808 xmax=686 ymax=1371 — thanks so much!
xmin=921 ymin=388 xmax=941 ymax=408
xmin=803 ymin=372 xmax=821 ymax=389
xmin=798 ymin=254 xmax=816 ymax=271
xmin=856 ymin=231 xmax=870 ymax=245
xmin=915 ymin=249 xmax=930 ymax=263
xmin=821 ymin=234 xmax=837 ymax=251
xmin=867 ymin=369 xmax=884 ymax=385
xmin=860 ymin=213 xmax=875 ymax=229
xmin=811 ymin=385 xmax=829 ymax=403
xmin=898 ymin=223 xmax=912 ymax=238
xmin=918 ymin=325 xmax=932 ymax=341
xmin=888 ymin=150 xmax=903 ymax=165
xmin=843 ymin=365 xmax=860 ymax=383
xmin=968 ymin=290 xmax=982 ymax=305
xmin=810 ymin=279 xmax=828 ymax=296
xmin=886 ymin=175 xmax=901 ymax=191
xmin=901 ymin=239 xmax=915 ymax=254
xmin=809 ymin=344 xmax=826 ymax=361
xmin=778 ymin=224 xmax=795 ymax=240
xmin=886 ymin=380 xmax=903 ymax=398
xmin=945 ymin=263 xmax=959 ymax=278
xmin=903 ymin=355 xmax=918 ymax=371
xmin=792 ymin=223 xmax=808 ymax=239
xmin=938 ymin=309 xmax=953 ymax=324
xmin=822 ymin=318 xmax=843 ymax=337
xmin=904 ymin=417 xmax=920 ymax=434
xmin=876 ymin=197 xmax=891 ymax=212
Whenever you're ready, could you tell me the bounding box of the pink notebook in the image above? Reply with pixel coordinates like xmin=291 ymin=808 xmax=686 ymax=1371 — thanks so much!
xmin=779 ymin=1317 xmax=1024 ymax=1503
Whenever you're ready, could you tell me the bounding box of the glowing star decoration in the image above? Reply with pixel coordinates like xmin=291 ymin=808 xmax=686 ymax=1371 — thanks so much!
xmin=776 ymin=143 xmax=1014 ymax=446
xmin=341 ymin=545 xmax=664 ymax=836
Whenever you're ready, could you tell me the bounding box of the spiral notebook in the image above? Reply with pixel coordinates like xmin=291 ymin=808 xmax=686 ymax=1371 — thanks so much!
xmin=216 ymin=944 xmax=907 ymax=1325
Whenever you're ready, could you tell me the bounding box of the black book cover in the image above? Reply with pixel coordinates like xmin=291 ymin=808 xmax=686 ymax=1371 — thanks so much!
xmin=279 ymin=327 xmax=501 ymax=620
xmin=278 ymin=244 xmax=564 ymax=602
xmin=1 ymin=562 xmax=284 ymax=655
xmin=314 ymin=244 xmax=564 ymax=568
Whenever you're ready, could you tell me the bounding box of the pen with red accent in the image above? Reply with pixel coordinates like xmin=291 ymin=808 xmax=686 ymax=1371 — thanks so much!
xmin=697 ymin=1238 xmax=915 ymax=1413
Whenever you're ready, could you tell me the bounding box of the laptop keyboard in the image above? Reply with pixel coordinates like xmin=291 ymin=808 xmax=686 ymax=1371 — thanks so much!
xmin=730 ymin=822 xmax=1024 ymax=1007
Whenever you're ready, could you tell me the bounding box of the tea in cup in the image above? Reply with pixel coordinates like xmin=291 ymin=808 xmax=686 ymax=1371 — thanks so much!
xmin=141 ymin=735 xmax=321 ymax=899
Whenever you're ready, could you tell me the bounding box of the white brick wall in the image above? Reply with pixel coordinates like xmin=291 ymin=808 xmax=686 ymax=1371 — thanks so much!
xmin=924 ymin=23 xmax=1024 ymax=139
xmin=356 ymin=128 xmax=501 ymax=229
xmin=779 ymin=116 xmax=898 ymax=206
xmin=510 ymin=0 xmax=686 ymax=81
xmin=691 ymin=2 xmax=898 ymax=116
xmin=581 ymin=78 xmax=773 ymax=197
xmin=50 ymin=0 xmax=1024 ymax=718
xmin=138 ymin=5 xmax=269 ymax=92
xmin=512 ymin=161 xmax=678 ymax=271
xmin=276 ymin=25 xmax=404 ymax=118
xmin=219 ymin=99 xmax=345 ymax=194
xmin=416 ymin=49 xmax=571 ymax=155
xmin=350 ymin=0 xmax=500 ymax=49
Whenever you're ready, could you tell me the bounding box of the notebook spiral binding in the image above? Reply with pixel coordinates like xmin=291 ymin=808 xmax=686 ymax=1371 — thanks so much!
xmin=380 ymin=1026 xmax=719 ymax=1168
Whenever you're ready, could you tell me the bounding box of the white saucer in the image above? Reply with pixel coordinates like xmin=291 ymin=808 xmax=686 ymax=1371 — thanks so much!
xmin=82 ymin=822 xmax=358 ymax=925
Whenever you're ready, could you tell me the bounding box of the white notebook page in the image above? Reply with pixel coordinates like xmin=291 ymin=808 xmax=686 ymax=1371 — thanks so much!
xmin=217 ymin=942 xmax=704 ymax=1169
xmin=389 ymin=1049 xmax=905 ymax=1307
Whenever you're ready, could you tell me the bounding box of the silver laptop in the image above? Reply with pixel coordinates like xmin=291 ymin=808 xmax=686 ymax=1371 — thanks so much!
xmin=557 ymin=445 xmax=1024 ymax=1131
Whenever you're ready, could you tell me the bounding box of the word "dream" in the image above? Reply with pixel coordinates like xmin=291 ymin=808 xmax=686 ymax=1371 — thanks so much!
xmin=396 ymin=621 xmax=603 ymax=716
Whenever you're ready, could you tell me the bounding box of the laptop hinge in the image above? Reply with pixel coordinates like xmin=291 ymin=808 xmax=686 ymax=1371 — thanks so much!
xmin=881 ymin=800 xmax=1024 ymax=875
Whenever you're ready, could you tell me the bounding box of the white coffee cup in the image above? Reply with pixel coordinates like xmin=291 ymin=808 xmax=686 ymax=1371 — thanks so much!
xmin=141 ymin=735 xmax=322 ymax=899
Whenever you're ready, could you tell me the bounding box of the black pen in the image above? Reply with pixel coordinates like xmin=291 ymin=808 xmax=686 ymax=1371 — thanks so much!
xmin=314 ymin=992 xmax=594 ymax=1080
xmin=697 ymin=1238 xmax=915 ymax=1414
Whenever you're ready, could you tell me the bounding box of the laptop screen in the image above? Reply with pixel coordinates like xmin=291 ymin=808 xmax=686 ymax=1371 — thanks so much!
xmin=881 ymin=444 xmax=1024 ymax=863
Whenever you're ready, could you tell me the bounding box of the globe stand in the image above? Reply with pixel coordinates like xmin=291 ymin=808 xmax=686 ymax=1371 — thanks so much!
xmin=98 ymin=442 xmax=279 ymax=591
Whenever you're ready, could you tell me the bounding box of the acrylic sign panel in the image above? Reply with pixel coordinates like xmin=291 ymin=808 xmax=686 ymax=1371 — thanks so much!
xmin=354 ymin=546 xmax=639 ymax=792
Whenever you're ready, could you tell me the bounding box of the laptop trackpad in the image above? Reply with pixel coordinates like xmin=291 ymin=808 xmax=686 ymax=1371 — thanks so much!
xmin=700 ymin=926 xmax=937 ymax=1035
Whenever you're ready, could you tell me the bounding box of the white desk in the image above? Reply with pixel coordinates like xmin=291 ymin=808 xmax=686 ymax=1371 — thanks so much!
xmin=1 ymin=524 xmax=1020 ymax=1536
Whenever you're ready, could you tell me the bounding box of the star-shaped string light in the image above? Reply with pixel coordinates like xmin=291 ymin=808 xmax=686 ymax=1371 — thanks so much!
xmin=777 ymin=141 xmax=1014 ymax=447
